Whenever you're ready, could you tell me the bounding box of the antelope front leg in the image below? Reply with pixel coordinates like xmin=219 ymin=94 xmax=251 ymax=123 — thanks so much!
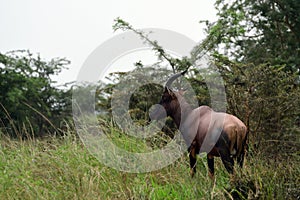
xmin=188 ymin=146 xmax=197 ymax=177
xmin=207 ymin=154 xmax=215 ymax=180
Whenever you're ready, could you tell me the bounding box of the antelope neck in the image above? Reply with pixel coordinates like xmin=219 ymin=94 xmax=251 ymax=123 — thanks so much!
xmin=171 ymin=97 xmax=193 ymax=128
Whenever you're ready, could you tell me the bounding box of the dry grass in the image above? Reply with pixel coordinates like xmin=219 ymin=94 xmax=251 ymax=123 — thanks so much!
xmin=0 ymin=127 xmax=299 ymax=199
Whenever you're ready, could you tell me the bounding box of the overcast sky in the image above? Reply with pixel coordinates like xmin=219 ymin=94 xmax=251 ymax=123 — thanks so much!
xmin=0 ymin=0 xmax=216 ymax=84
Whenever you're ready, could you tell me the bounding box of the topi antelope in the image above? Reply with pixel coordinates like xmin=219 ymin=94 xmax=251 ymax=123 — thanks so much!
xmin=149 ymin=70 xmax=248 ymax=178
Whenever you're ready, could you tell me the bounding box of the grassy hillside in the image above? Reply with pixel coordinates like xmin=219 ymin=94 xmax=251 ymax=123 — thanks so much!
xmin=0 ymin=128 xmax=299 ymax=200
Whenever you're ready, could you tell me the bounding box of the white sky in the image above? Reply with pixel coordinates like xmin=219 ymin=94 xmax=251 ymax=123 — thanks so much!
xmin=0 ymin=0 xmax=216 ymax=85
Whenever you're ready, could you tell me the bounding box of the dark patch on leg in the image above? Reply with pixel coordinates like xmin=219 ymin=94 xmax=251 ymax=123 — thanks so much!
xmin=188 ymin=146 xmax=197 ymax=177
xmin=237 ymin=150 xmax=245 ymax=168
xmin=207 ymin=155 xmax=214 ymax=178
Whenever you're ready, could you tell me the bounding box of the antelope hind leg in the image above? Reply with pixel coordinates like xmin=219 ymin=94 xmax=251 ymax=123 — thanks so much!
xmin=219 ymin=148 xmax=234 ymax=174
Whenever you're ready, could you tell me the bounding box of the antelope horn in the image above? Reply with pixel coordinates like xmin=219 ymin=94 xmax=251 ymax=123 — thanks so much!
xmin=165 ymin=69 xmax=188 ymax=88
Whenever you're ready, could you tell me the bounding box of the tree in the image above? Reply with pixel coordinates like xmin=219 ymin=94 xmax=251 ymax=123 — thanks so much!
xmin=193 ymin=0 xmax=300 ymax=151
xmin=195 ymin=0 xmax=300 ymax=72
xmin=0 ymin=50 xmax=72 ymax=137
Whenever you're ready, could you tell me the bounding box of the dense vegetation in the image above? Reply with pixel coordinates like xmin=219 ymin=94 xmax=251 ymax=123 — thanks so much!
xmin=0 ymin=50 xmax=72 ymax=137
xmin=1 ymin=129 xmax=298 ymax=199
xmin=1 ymin=0 xmax=299 ymax=199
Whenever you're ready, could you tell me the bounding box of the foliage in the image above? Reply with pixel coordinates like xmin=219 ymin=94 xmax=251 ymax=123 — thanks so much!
xmin=196 ymin=0 xmax=300 ymax=72
xmin=0 ymin=50 xmax=72 ymax=137
xmin=213 ymin=55 xmax=300 ymax=152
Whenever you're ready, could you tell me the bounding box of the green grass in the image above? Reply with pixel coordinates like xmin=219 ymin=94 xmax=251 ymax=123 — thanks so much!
xmin=0 ymin=129 xmax=299 ymax=200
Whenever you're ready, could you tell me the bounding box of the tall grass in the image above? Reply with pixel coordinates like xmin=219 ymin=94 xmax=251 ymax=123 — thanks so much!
xmin=0 ymin=125 xmax=299 ymax=199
